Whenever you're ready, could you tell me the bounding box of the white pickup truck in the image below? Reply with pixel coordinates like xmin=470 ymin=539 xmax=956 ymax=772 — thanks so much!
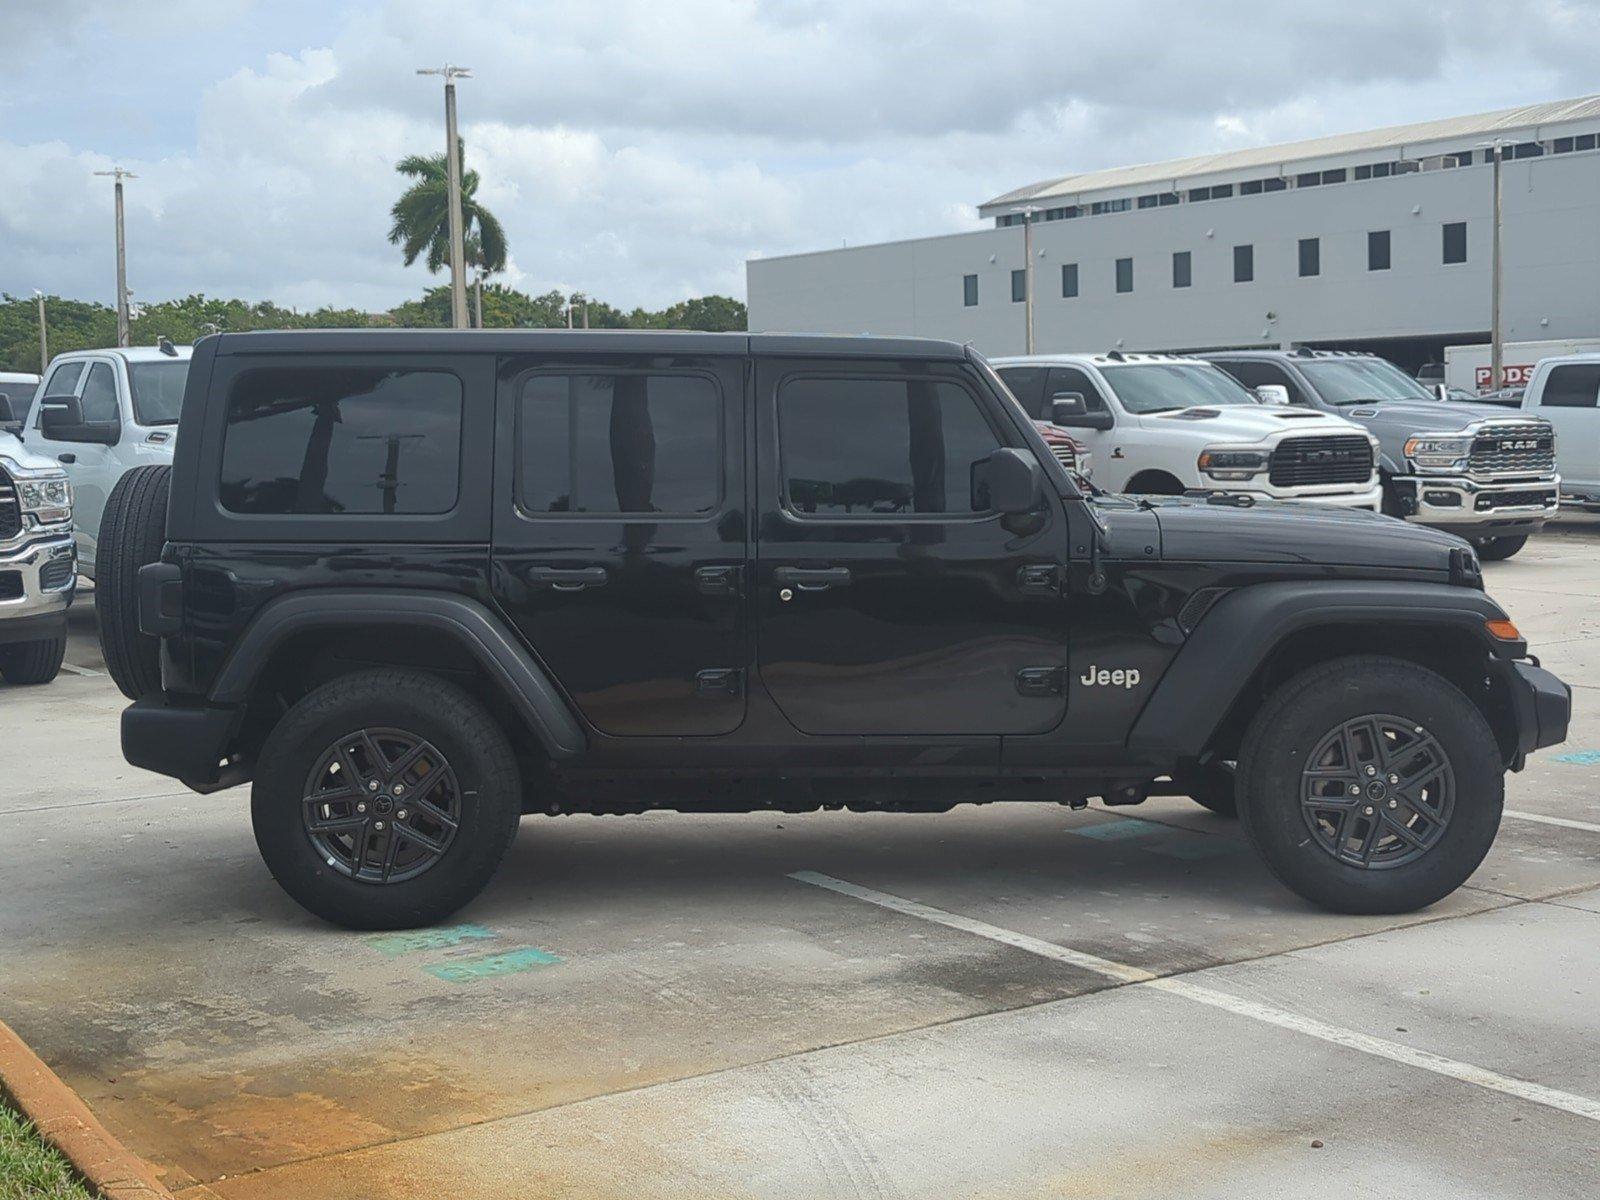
xmin=1515 ymin=354 xmax=1600 ymax=509
xmin=21 ymin=343 xmax=191 ymax=579
xmin=991 ymin=352 xmax=1382 ymax=508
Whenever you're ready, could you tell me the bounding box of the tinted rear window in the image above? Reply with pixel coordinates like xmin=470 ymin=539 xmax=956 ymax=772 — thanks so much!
xmin=220 ymin=367 xmax=462 ymax=515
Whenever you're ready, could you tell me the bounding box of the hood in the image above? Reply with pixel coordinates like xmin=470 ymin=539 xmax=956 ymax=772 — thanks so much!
xmin=1337 ymin=400 xmax=1539 ymax=433
xmin=1142 ymin=405 xmax=1359 ymax=441
xmin=1145 ymin=495 xmax=1468 ymax=571
xmin=0 ymin=430 xmax=58 ymax=474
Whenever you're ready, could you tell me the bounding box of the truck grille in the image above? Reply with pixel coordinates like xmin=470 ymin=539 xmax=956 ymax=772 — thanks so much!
xmin=1048 ymin=443 xmax=1077 ymax=470
xmin=1469 ymin=424 xmax=1555 ymax=476
xmin=1268 ymin=435 xmax=1374 ymax=488
xmin=0 ymin=468 xmax=20 ymax=541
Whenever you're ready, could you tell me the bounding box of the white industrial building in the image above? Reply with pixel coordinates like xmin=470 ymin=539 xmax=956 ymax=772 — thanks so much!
xmin=746 ymin=96 xmax=1600 ymax=372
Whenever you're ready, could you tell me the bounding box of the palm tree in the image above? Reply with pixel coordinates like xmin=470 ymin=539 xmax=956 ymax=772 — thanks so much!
xmin=387 ymin=139 xmax=508 ymax=287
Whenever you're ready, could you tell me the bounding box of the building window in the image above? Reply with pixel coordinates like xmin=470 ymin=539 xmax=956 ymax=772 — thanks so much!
xmin=1578 ymin=134 xmax=1598 ymax=151
xmin=962 ymin=274 xmax=978 ymax=307
xmin=1296 ymin=172 xmax=1321 ymax=188
xmin=1158 ymin=192 xmax=1179 ymax=206
xmin=1354 ymin=164 xmax=1372 ymax=180
xmin=1172 ymin=251 xmax=1191 ymax=288
xmin=1011 ymin=269 xmax=1026 ymax=302
xmin=1240 ymin=179 xmax=1263 ymax=195
xmin=1554 ymin=136 xmax=1575 ymax=154
xmin=1512 ymin=141 xmax=1544 ymax=158
xmin=1263 ymin=177 xmax=1287 ymax=192
xmin=1298 ymin=237 xmax=1320 ymax=277
xmin=1321 ymin=169 xmax=1346 ymax=185
xmin=1090 ymin=198 xmax=1131 ymax=215
xmin=1210 ymin=184 xmax=1234 ymax=198
xmin=1061 ymin=263 xmax=1079 ymax=298
xmin=1233 ymin=244 xmax=1253 ymax=283
xmin=1137 ymin=194 xmax=1159 ymax=209
xmin=1189 ymin=186 xmax=1211 ymax=202
xmin=1368 ymin=230 xmax=1391 ymax=271
xmin=1443 ymin=222 xmax=1468 ymax=265
xmin=1444 ymin=151 xmax=1473 ymax=167
xmin=1115 ymin=257 xmax=1133 ymax=294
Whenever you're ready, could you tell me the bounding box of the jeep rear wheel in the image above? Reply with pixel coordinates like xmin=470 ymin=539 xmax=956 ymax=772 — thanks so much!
xmin=1236 ymin=655 xmax=1502 ymax=914
xmin=252 ymin=669 xmax=522 ymax=930
xmin=97 ymin=464 xmax=172 ymax=700
xmin=0 ymin=637 xmax=66 ymax=685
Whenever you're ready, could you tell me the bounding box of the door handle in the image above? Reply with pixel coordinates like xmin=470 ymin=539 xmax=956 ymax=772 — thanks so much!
xmin=526 ymin=565 xmax=608 ymax=592
xmin=57 ymin=453 xmax=76 ymax=464
xmin=695 ymin=565 xmax=740 ymax=596
xmin=773 ymin=566 xmax=852 ymax=591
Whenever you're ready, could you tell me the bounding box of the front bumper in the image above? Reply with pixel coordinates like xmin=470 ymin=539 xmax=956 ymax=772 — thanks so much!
xmin=1393 ymin=474 xmax=1559 ymax=532
xmin=1189 ymin=480 xmax=1383 ymax=510
xmin=1499 ymin=658 xmax=1571 ymax=768
xmin=0 ymin=532 xmax=76 ymax=644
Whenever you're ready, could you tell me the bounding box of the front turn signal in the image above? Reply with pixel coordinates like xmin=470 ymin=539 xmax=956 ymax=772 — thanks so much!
xmin=1485 ymin=618 xmax=1522 ymax=641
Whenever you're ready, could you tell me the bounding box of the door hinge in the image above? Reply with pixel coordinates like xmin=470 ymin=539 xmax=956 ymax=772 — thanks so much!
xmin=1015 ymin=666 xmax=1066 ymax=697
xmin=695 ymin=668 xmax=744 ymax=698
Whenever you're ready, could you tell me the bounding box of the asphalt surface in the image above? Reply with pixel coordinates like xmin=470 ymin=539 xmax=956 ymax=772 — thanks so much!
xmin=2 ymin=529 xmax=1598 ymax=1199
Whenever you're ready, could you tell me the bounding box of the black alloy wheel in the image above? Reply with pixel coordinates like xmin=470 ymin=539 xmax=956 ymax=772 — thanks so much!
xmin=1299 ymin=714 xmax=1455 ymax=870
xmin=303 ymin=727 xmax=461 ymax=885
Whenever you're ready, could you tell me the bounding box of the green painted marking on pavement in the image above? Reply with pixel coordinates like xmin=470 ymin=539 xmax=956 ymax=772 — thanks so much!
xmin=425 ymin=946 xmax=562 ymax=983
xmin=1553 ymin=750 xmax=1600 ymax=765
xmin=1071 ymin=820 xmax=1159 ymax=841
xmin=365 ymin=923 xmax=498 ymax=958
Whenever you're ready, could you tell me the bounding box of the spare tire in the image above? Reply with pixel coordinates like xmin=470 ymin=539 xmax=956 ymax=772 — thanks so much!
xmin=97 ymin=464 xmax=172 ymax=700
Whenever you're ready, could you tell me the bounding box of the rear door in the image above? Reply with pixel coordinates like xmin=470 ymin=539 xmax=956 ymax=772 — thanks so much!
xmin=753 ymin=355 xmax=1069 ymax=738
xmin=490 ymin=352 xmax=748 ymax=736
xmin=1533 ymin=362 xmax=1600 ymax=490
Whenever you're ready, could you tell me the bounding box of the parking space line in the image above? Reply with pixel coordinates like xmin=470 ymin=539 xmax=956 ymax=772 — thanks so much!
xmin=1505 ymin=809 xmax=1600 ymax=834
xmin=57 ymin=662 xmax=104 ymax=677
xmin=791 ymin=871 xmax=1600 ymax=1125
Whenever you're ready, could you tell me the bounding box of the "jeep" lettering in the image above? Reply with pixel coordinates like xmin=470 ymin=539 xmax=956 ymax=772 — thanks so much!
xmin=1080 ymin=665 xmax=1142 ymax=689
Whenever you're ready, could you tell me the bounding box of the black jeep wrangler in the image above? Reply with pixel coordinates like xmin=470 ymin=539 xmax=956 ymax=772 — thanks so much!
xmin=101 ymin=330 xmax=1571 ymax=929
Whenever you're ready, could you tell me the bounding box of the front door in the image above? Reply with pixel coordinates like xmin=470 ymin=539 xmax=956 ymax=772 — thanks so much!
xmin=1535 ymin=362 xmax=1600 ymax=490
xmin=490 ymin=353 xmax=748 ymax=737
xmin=754 ymin=356 xmax=1070 ymax=737
xmin=29 ymin=357 xmax=122 ymax=571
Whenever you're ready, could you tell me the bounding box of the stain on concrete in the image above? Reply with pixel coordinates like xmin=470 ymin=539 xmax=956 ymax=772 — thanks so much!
xmin=423 ymin=947 xmax=562 ymax=983
xmin=364 ymin=923 xmax=499 ymax=957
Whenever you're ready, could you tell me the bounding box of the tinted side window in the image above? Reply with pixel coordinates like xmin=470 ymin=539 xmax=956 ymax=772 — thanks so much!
xmin=517 ymin=373 xmax=721 ymax=514
xmin=80 ymin=363 xmax=120 ymax=423
xmin=1214 ymin=360 xmax=1277 ymax=389
xmin=43 ymin=361 xmax=85 ymax=397
xmin=1540 ymin=365 xmax=1600 ymax=409
xmin=220 ymin=367 xmax=463 ymax=515
xmin=1046 ymin=367 xmax=1109 ymax=413
xmin=778 ymin=377 xmax=1000 ymax=516
xmin=995 ymin=367 xmax=1047 ymax=418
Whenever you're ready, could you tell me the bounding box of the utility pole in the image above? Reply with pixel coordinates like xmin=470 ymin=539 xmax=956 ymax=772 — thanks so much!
xmin=34 ymin=290 xmax=48 ymax=370
xmin=1020 ymin=206 xmax=1039 ymax=355
xmin=93 ymin=167 xmax=136 ymax=346
xmin=417 ymin=65 xmax=472 ymax=329
xmin=1479 ymin=137 xmax=1509 ymax=391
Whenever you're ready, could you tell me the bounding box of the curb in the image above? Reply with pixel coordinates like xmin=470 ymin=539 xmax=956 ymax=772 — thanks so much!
xmin=0 ymin=1018 xmax=174 ymax=1200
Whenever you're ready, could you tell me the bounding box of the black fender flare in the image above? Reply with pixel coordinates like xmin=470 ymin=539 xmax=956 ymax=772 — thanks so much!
xmin=1128 ymin=580 xmax=1517 ymax=757
xmin=210 ymin=589 xmax=586 ymax=759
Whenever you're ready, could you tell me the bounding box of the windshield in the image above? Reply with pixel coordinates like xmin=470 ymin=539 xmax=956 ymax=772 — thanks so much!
xmin=1298 ymin=358 xmax=1435 ymax=404
xmin=127 ymin=360 xmax=190 ymax=425
xmin=1099 ymin=363 xmax=1258 ymax=414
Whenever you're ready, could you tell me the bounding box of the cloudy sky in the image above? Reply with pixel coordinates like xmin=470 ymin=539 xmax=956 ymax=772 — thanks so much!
xmin=2 ymin=0 xmax=1597 ymax=313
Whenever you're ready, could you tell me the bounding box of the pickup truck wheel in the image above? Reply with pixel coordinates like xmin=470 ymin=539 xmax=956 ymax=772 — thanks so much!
xmin=0 ymin=637 xmax=67 ymax=685
xmin=97 ymin=464 xmax=172 ymax=700
xmin=252 ymin=669 xmax=522 ymax=930
xmin=1174 ymin=761 xmax=1237 ymax=816
xmin=1236 ymin=655 xmax=1501 ymax=914
xmin=1472 ymin=534 xmax=1528 ymax=562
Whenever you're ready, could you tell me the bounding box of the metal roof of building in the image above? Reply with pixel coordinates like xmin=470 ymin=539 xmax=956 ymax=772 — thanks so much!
xmin=980 ymin=94 xmax=1600 ymax=213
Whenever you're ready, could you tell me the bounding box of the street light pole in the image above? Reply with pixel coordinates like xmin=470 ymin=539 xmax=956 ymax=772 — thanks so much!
xmin=93 ymin=167 xmax=136 ymax=346
xmin=417 ymin=65 xmax=473 ymax=330
xmin=1020 ymin=206 xmax=1039 ymax=354
xmin=1479 ymin=138 xmax=1508 ymax=391
xmin=34 ymin=290 xmax=47 ymax=370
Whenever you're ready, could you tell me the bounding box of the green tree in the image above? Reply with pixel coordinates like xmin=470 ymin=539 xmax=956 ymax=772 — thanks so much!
xmin=387 ymin=140 xmax=508 ymax=279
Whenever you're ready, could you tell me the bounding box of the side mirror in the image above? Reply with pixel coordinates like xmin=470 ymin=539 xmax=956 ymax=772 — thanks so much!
xmin=1432 ymin=384 xmax=1450 ymax=401
xmin=1049 ymin=392 xmax=1114 ymax=430
xmin=1254 ymin=384 xmax=1291 ymax=405
xmin=39 ymin=394 xmax=120 ymax=445
xmin=973 ymin=447 xmax=1043 ymax=515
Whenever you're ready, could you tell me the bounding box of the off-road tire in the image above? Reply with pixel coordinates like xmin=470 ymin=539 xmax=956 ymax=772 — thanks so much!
xmin=1473 ymin=534 xmax=1527 ymax=562
xmin=1176 ymin=761 xmax=1237 ymax=817
xmin=1236 ymin=655 xmax=1502 ymax=914
xmin=0 ymin=637 xmax=67 ymax=685
xmin=252 ymin=669 xmax=522 ymax=930
xmin=97 ymin=464 xmax=171 ymax=700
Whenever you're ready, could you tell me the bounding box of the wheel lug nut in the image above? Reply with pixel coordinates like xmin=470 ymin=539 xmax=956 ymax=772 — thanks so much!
xmin=357 ymin=802 xmax=367 ymax=813
xmin=1365 ymin=765 xmax=1377 ymax=776
xmin=368 ymin=781 xmax=379 ymax=791
xmin=396 ymin=809 xmax=408 ymax=821
xmin=393 ymin=784 xmax=405 ymax=795
xmin=374 ymin=820 xmax=386 ymax=831
xmin=1388 ymin=800 xmax=1398 ymax=808
xmin=1350 ymin=785 xmax=1361 ymax=795
xmin=1363 ymin=806 xmax=1374 ymax=815
xmin=1387 ymin=774 xmax=1398 ymax=784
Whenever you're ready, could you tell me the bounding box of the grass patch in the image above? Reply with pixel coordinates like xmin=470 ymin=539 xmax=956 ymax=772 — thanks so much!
xmin=0 ymin=1100 xmax=95 ymax=1200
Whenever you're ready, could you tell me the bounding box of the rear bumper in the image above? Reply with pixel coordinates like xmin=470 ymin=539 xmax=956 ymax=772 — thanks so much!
xmin=1499 ymin=659 xmax=1571 ymax=768
xmin=121 ymin=695 xmax=246 ymax=794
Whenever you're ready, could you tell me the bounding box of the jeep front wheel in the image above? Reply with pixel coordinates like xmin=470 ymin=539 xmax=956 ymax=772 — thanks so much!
xmin=251 ymin=669 xmax=522 ymax=930
xmin=1472 ymin=534 xmax=1527 ymax=562
xmin=1236 ymin=655 xmax=1502 ymax=914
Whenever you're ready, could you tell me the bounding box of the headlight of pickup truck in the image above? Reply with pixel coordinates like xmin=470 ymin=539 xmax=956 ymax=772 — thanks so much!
xmin=1197 ymin=447 xmax=1270 ymax=480
xmin=1403 ymin=434 xmax=1473 ymax=473
xmin=9 ymin=472 xmax=73 ymax=525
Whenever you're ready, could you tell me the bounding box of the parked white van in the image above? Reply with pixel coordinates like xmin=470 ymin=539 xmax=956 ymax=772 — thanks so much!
xmin=22 ymin=343 xmax=190 ymax=578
